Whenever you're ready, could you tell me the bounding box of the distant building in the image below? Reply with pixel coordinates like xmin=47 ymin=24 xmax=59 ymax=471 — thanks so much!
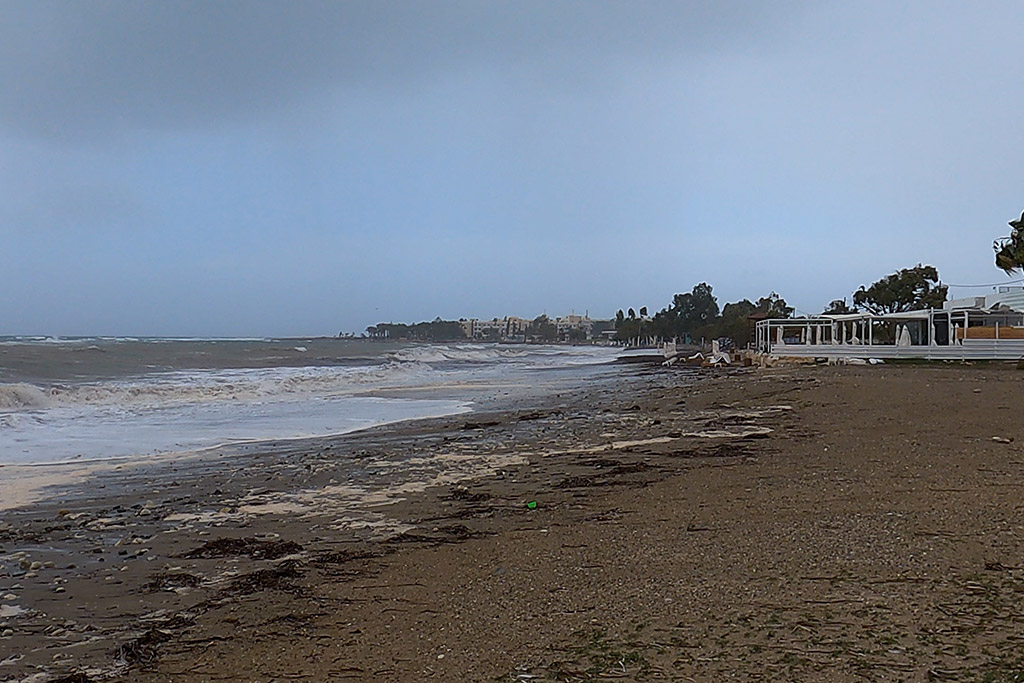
xmin=944 ymin=286 xmax=1024 ymax=312
xmin=555 ymin=314 xmax=594 ymax=340
xmin=460 ymin=316 xmax=533 ymax=340
xmin=506 ymin=316 xmax=532 ymax=336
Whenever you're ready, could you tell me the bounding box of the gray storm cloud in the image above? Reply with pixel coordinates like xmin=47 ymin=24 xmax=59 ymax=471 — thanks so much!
xmin=0 ymin=0 xmax=805 ymax=140
xmin=1 ymin=1 xmax=1023 ymax=336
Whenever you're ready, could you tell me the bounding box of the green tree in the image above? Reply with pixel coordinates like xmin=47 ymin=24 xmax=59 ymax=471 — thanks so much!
xmin=717 ymin=299 xmax=758 ymax=347
xmin=756 ymin=292 xmax=794 ymax=318
xmin=649 ymin=308 xmax=674 ymax=340
xmin=591 ymin=319 xmax=616 ymax=338
xmin=614 ymin=316 xmax=641 ymax=342
xmin=529 ymin=314 xmax=557 ymax=342
xmin=852 ymin=265 xmax=948 ymax=314
xmin=994 ymin=211 xmax=1024 ymax=273
xmin=614 ymin=305 xmax=649 ymax=342
xmin=565 ymin=327 xmax=585 ymax=343
xmin=822 ymin=298 xmax=854 ymax=315
xmin=366 ymin=319 xmax=466 ymax=341
xmin=676 ymin=282 xmax=720 ymax=333
xmin=651 ymin=282 xmax=720 ymax=341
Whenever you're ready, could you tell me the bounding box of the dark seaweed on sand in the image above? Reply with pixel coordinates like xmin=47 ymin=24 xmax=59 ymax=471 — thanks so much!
xmin=221 ymin=559 xmax=303 ymax=597
xmin=143 ymin=571 xmax=202 ymax=593
xmin=115 ymin=628 xmax=171 ymax=667
xmin=181 ymin=537 xmax=302 ymax=560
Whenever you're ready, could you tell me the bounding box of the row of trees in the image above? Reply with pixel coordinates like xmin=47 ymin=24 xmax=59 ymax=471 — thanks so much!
xmin=842 ymin=264 xmax=946 ymax=315
xmin=366 ymin=318 xmax=466 ymax=341
xmin=614 ymin=285 xmax=794 ymax=345
xmin=819 ymin=264 xmax=948 ymax=317
xmin=365 ymin=314 xmax=613 ymax=343
xmin=615 ymin=264 xmax=950 ymax=347
xmin=360 ymin=211 xmax=1022 ymax=346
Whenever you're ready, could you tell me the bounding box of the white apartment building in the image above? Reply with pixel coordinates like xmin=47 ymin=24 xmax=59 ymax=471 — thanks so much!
xmin=555 ymin=314 xmax=594 ymax=339
xmin=460 ymin=314 xmax=593 ymax=340
xmin=460 ymin=316 xmax=532 ymax=340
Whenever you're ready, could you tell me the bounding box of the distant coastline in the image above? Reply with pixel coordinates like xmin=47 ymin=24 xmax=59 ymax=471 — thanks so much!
xmin=361 ymin=313 xmax=616 ymax=344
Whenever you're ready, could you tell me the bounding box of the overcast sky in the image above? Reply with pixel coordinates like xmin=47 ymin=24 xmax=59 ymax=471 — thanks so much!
xmin=2 ymin=1 xmax=1023 ymax=336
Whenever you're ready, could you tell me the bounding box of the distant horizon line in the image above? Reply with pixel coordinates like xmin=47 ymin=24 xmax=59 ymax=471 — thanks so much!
xmin=0 ymin=313 xmax=624 ymax=340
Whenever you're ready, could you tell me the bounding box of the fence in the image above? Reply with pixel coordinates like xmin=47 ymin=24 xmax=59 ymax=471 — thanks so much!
xmin=769 ymin=340 xmax=1024 ymax=361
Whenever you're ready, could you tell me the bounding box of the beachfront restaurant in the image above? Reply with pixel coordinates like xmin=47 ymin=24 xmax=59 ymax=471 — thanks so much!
xmin=754 ymin=305 xmax=1024 ymax=360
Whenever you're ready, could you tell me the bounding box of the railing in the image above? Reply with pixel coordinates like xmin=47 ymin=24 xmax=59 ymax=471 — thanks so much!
xmin=769 ymin=340 xmax=1024 ymax=361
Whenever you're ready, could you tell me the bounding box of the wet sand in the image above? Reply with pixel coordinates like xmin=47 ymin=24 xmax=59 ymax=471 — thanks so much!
xmin=3 ymin=363 xmax=1024 ymax=682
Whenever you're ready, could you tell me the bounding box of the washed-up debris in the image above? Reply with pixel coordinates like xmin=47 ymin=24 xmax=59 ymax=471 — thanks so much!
xmin=222 ymin=560 xmax=303 ymax=597
xmin=312 ymin=549 xmax=381 ymax=565
xmin=388 ymin=524 xmax=483 ymax=545
xmin=556 ymin=476 xmax=597 ymax=489
xmin=116 ymin=627 xmax=171 ymax=666
xmin=462 ymin=420 xmax=501 ymax=430
xmin=143 ymin=572 xmax=202 ymax=593
xmin=442 ymin=486 xmax=490 ymax=502
xmin=50 ymin=672 xmax=96 ymax=683
xmin=181 ymin=537 xmax=302 ymax=560
xmin=0 ymin=604 xmax=26 ymax=618
xmin=984 ymin=560 xmax=1016 ymax=571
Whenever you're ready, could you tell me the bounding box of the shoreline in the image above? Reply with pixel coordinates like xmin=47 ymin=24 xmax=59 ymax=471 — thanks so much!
xmin=0 ymin=357 xmax=630 ymax=511
xmin=0 ymin=344 xmax=624 ymax=471
xmin=0 ymin=363 xmax=701 ymax=681
xmin=0 ymin=402 xmax=479 ymax=513
xmin=4 ymin=363 xmax=1023 ymax=681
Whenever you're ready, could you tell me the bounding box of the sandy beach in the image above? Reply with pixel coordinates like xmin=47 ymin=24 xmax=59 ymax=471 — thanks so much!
xmin=3 ymin=362 xmax=1024 ymax=682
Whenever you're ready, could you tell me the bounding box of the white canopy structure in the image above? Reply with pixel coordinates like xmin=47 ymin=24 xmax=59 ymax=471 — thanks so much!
xmin=754 ymin=307 xmax=1024 ymax=360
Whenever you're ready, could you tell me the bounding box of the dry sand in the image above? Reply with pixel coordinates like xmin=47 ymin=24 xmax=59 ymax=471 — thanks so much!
xmin=3 ymin=363 xmax=1024 ymax=682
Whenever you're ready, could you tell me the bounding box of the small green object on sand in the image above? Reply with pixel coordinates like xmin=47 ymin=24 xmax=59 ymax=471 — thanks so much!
xmin=526 ymin=501 xmax=538 ymax=510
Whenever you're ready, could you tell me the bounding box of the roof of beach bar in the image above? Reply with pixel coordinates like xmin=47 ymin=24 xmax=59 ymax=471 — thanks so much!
xmin=823 ymin=310 xmax=933 ymax=321
xmin=760 ymin=310 xmax=934 ymax=323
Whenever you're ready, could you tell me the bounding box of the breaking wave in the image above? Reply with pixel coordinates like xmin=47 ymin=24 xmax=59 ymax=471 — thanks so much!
xmin=0 ymin=343 xmax=619 ymax=417
xmin=0 ymin=340 xmax=626 ymax=464
xmin=386 ymin=344 xmax=619 ymax=367
xmin=387 ymin=345 xmax=530 ymax=364
xmin=0 ymin=383 xmax=52 ymax=411
xmin=0 ymin=362 xmax=438 ymax=414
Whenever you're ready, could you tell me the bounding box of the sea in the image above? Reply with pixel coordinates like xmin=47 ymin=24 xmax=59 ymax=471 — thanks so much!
xmin=0 ymin=337 xmax=626 ymax=465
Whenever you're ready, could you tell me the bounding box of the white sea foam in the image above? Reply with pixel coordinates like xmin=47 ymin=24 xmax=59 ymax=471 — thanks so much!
xmin=0 ymin=384 xmax=52 ymax=411
xmin=0 ymin=341 xmax=621 ymax=466
xmin=0 ymin=395 xmax=472 ymax=465
xmin=0 ymin=335 xmax=275 ymax=345
xmin=387 ymin=344 xmax=529 ymax=364
xmin=1 ymin=345 xmax=617 ymax=415
xmin=386 ymin=343 xmax=618 ymax=366
xmin=1 ymin=362 xmax=435 ymax=413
